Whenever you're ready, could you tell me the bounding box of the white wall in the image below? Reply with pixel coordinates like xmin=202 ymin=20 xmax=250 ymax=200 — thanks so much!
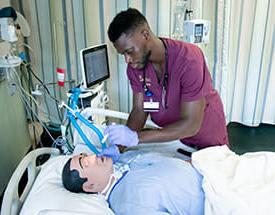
xmin=0 ymin=1 xmax=31 ymax=194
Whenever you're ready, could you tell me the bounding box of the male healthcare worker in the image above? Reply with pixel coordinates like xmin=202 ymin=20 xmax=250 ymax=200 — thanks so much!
xmin=62 ymin=151 xmax=204 ymax=215
xmin=105 ymin=8 xmax=228 ymax=153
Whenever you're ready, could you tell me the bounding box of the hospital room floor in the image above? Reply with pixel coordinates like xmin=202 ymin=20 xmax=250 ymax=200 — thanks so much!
xmin=228 ymin=122 xmax=275 ymax=154
xmin=1 ymin=122 xmax=275 ymax=209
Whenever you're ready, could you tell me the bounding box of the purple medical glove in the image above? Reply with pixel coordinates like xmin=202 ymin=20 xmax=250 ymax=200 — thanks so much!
xmin=104 ymin=124 xmax=139 ymax=147
xmin=98 ymin=145 xmax=120 ymax=162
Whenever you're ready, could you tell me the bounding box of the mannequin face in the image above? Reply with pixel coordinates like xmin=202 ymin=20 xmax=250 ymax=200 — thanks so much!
xmin=114 ymin=29 xmax=151 ymax=70
xmin=70 ymin=154 xmax=113 ymax=193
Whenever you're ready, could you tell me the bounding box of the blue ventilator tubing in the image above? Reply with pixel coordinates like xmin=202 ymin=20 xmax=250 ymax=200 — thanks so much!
xmin=68 ymin=87 xmax=107 ymax=155
xmin=75 ymin=112 xmax=107 ymax=149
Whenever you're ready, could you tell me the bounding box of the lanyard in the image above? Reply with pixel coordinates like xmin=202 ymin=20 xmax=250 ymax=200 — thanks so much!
xmin=143 ymin=38 xmax=168 ymax=108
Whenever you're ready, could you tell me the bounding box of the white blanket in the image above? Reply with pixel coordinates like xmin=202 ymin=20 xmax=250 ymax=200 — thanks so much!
xmin=192 ymin=145 xmax=275 ymax=215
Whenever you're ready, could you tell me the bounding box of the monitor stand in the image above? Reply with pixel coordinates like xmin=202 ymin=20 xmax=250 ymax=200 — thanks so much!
xmin=67 ymin=82 xmax=104 ymax=99
xmin=67 ymin=82 xmax=105 ymax=109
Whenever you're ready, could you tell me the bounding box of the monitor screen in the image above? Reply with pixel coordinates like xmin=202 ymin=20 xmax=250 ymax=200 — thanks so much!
xmin=80 ymin=44 xmax=110 ymax=89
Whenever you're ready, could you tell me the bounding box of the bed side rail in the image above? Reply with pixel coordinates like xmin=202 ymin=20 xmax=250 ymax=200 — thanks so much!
xmin=1 ymin=147 xmax=60 ymax=215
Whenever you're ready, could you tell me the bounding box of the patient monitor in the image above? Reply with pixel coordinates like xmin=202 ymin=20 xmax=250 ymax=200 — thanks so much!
xmin=77 ymin=44 xmax=110 ymax=121
xmin=62 ymin=44 xmax=111 ymax=153
xmin=80 ymin=44 xmax=110 ymax=90
xmin=69 ymin=44 xmax=110 ymax=108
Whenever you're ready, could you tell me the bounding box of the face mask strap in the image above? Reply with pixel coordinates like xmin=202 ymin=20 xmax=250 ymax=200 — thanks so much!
xmin=100 ymin=167 xmax=116 ymax=195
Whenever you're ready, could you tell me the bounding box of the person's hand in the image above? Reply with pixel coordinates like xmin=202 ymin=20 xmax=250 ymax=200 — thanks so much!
xmin=98 ymin=145 xmax=120 ymax=162
xmin=104 ymin=124 xmax=139 ymax=147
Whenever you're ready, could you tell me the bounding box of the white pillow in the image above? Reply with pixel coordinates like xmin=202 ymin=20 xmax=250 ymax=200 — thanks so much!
xmin=20 ymin=155 xmax=114 ymax=215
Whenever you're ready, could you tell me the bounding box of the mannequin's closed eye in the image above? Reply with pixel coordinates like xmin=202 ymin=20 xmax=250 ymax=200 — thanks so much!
xmin=79 ymin=157 xmax=84 ymax=169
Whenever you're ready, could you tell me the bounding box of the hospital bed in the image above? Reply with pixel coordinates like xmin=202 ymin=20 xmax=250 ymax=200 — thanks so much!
xmin=1 ymin=108 xmax=194 ymax=215
xmin=3 ymin=108 xmax=275 ymax=215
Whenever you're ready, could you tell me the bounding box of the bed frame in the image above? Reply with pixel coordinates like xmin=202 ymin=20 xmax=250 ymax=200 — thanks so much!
xmin=1 ymin=148 xmax=60 ymax=215
xmin=1 ymin=108 xmax=195 ymax=215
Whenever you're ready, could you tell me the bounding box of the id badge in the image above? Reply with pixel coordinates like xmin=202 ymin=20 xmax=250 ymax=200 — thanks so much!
xmin=143 ymin=99 xmax=159 ymax=112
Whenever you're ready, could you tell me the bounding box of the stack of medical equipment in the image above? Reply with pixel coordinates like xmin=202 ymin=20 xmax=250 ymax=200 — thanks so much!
xmin=57 ymin=44 xmax=111 ymax=154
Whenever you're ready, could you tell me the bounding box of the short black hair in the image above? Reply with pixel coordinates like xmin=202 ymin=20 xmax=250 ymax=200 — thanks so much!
xmin=62 ymin=158 xmax=96 ymax=194
xmin=108 ymin=8 xmax=148 ymax=43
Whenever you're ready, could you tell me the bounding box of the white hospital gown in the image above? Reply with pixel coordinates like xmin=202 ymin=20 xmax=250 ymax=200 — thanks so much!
xmin=108 ymin=151 xmax=204 ymax=215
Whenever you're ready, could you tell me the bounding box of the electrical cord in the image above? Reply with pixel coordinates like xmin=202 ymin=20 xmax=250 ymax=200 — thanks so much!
xmin=23 ymin=62 xmax=65 ymax=123
xmin=23 ymin=63 xmax=60 ymax=103
xmin=11 ymin=64 xmax=76 ymax=153
xmin=17 ymin=85 xmax=56 ymax=142
xmin=11 ymin=68 xmax=58 ymax=146
xmin=17 ymin=43 xmax=34 ymax=53
xmin=52 ymin=136 xmax=74 ymax=153
xmin=18 ymin=88 xmax=74 ymax=154
xmin=25 ymin=64 xmax=38 ymax=146
xmin=11 ymin=67 xmax=39 ymax=107
xmin=23 ymin=63 xmax=76 ymax=124
xmin=23 ymin=65 xmax=76 ymax=152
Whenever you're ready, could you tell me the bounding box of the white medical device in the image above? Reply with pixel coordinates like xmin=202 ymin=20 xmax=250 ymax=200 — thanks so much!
xmin=66 ymin=44 xmax=110 ymax=126
xmin=183 ymin=19 xmax=211 ymax=44
xmin=80 ymin=44 xmax=110 ymax=89
xmin=0 ymin=6 xmax=30 ymax=43
xmin=0 ymin=7 xmax=30 ymax=79
xmin=0 ymin=17 xmax=17 ymax=42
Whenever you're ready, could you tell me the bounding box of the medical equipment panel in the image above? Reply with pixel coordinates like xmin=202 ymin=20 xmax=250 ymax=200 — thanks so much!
xmin=80 ymin=44 xmax=110 ymax=89
xmin=183 ymin=19 xmax=211 ymax=44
